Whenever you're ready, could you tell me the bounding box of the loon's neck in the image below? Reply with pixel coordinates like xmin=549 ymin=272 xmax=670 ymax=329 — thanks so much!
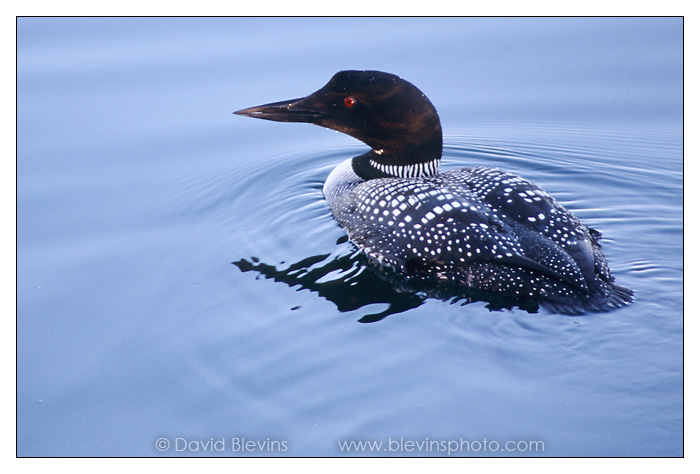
xmin=323 ymin=158 xmax=362 ymax=202
xmin=323 ymin=147 xmax=442 ymax=203
xmin=351 ymin=149 xmax=441 ymax=180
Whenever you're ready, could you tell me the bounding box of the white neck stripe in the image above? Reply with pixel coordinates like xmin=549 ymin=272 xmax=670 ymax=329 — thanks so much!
xmin=369 ymin=159 xmax=440 ymax=178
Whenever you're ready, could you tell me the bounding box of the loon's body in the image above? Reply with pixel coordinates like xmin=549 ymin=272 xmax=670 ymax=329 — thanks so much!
xmin=236 ymin=70 xmax=633 ymax=313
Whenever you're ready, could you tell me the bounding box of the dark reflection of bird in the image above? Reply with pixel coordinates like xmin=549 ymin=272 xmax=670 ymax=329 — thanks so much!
xmin=232 ymin=250 xmax=426 ymax=323
xmin=236 ymin=70 xmax=633 ymax=314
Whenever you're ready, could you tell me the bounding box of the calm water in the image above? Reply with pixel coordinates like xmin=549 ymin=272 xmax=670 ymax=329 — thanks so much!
xmin=17 ymin=17 xmax=683 ymax=457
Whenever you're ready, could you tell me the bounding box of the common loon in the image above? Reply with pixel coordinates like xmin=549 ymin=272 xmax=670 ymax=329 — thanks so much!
xmin=235 ymin=70 xmax=633 ymax=313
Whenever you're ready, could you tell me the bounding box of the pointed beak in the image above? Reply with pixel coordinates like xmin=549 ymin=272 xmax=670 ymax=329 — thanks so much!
xmin=235 ymin=89 xmax=368 ymax=146
xmin=234 ymin=97 xmax=327 ymax=124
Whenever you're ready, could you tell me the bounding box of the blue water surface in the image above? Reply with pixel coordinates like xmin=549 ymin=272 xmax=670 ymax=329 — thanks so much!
xmin=17 ymin=17 xmax=683 ymax=457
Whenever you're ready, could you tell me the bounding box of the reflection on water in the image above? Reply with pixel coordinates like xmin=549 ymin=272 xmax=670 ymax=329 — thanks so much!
xmin=233 ymin=248 xmax=426 ymax=323
xmin=233 ymin=247 xmax=548 ymax=322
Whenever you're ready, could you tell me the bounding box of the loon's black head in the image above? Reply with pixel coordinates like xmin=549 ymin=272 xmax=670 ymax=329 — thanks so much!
xmin=235 ymin=70 xmax=443 ymax=176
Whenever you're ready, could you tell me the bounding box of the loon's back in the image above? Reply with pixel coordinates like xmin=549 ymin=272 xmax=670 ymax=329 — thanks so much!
xmin=235 ymin=70 xmax=633 ymax=313
xmin=326 ymin=165 xmax=633 ymax=313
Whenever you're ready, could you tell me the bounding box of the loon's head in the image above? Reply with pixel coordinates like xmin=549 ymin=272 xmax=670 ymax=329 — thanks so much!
xmin=235 ymin=70 xmax=443 ymax=177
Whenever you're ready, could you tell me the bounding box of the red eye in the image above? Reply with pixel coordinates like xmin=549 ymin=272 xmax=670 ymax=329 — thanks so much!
xmin=344 ymin=96 xmax=356 ymax=108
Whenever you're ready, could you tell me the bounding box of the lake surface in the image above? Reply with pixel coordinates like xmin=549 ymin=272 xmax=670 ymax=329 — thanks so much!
xmin=17 ymin=17 xmax=683 ymax=457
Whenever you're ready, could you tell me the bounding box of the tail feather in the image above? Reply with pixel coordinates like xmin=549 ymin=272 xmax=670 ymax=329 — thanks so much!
xmin=541 ymin=279 xmax=634 ymax=314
